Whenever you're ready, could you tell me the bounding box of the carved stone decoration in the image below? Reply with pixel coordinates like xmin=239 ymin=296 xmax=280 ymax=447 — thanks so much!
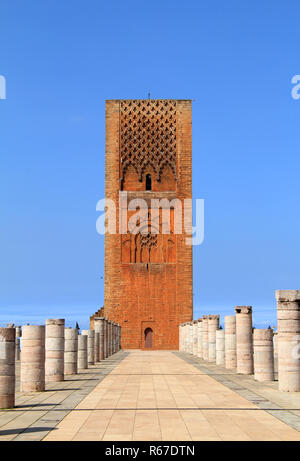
xmin=140 ymin=233 xmax=158 ymax=249
xmin=135 ymin=233 xmax=158 ymax=263
xmin=120 ymin=99 xmax=177 ymax=181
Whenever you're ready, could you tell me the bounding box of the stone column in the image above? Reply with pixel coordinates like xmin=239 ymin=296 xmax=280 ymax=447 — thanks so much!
xmin=216 ymin=329 xmax=225 ymax=366
xmin=235 ymin=306 xmax=254 ymax=374
xmin=82 ymin=330 xmax=94 ymax=365
xmin=197 ymin=319 xmax=202 ymax=358
xmin=189 ymin=322 xmax=194 ymax=354
xmin=97 ymin=317 xmax=105 ymax=360
xmin=78 ymin=334 xmax=88 ymax=369
xmin=115 ymin=323 xmax=118 ymax=353
xmin=64 ymin=328 xmax=78 ymax=375
xmin=225 ymin=315 xmax=237 ymax=369
xmin=253 ymin=329 xmax=274 ymax=382
xmin=118 ymin=324 xmax=121 ymax=351
xmin=21 ymin=325 xmax=45 ymax=392
xmin=181 ymin=324 xmax=185 ymax=352
xmin=276 ymin=290 xmax=300 ymax=391
xmin=202 ymin=316 xmax=209 ymax=361
xmin=15 ymin=338 xmax=21 ymax=361
xmin=110 ymin=321 xmax=113 ymax=355
xmin=112 ymin=322 xmax=116 ymax=354
xmin=103 ymin=319 xmax=108 ymax=359
xmin=107 ymin=321 xmax=112 ymax=357
xmin=186 ymin=322 xmax=191 ymax=353
xmin=208 ymin=315 xmax=219 ymax=362
xmin=0 ymin=327 xmax=15 ymax=408
xmin=193 ymin=321 xmax=198 ymax=355
xmin=273 ymin=332 xmax=278 ymax=358
xmin=180 ymin=324 xmax=184 ymax=352
xmin=185 ymin=323 xmax=189 ymax=353
xmin=45 ymin=319 xmax=65 ymax=382
xmin=94 ymin=319 xmax=102 ymax=362
xmin=183 ymin=323 xmax=188 ymax=352
xmin=94 ymin=330 xmax=100 ymax=362
xmin=179 ymin=324 xmax=182 ymax=351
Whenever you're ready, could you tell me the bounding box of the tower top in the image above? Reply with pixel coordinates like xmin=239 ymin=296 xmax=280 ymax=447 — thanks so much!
xmin=106 ymin=98 xmax=193 ymax=102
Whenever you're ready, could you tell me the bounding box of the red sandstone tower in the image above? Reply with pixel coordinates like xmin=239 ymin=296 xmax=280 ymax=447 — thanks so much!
xmin=103 ymin=99 xmax=193 ymax=349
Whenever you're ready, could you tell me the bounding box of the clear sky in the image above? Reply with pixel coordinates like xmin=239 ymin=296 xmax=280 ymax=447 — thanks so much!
xmin=0 ymin=0 xmax=299 ymax=330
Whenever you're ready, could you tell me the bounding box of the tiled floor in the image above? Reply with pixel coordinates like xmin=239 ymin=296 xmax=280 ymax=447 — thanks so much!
xmin=43 ymin=351 xmax=300 ymax=441
xmin=0 ymin=352 xmax=126 ymax=441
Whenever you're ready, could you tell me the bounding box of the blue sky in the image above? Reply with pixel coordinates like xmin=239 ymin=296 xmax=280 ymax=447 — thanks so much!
xmin=0 ymin=0 xmax=299 ymax=330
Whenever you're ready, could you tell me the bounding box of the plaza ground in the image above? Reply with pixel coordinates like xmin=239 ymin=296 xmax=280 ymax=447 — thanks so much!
xmin=1 ymin=350 xmax=300 ymax=441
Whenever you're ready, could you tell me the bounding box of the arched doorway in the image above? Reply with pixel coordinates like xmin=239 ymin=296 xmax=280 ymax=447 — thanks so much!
xmin=144 ymin=328 xmax=153 ymax=348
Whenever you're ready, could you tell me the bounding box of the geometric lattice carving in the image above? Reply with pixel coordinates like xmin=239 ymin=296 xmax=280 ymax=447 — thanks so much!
xmin=120 ymin=99 xmax=177 ymax=181
xmin=139 ymin=233 xmax=158 ymax=249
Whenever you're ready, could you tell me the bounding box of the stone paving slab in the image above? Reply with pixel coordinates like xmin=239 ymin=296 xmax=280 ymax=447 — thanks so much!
xmin=176 ymin=352 xmax=300 ymax=432
xmin=0 ymin=351 xmax=127 ymax=441
xmin=43 ymin=351 xmax=300 ymax=441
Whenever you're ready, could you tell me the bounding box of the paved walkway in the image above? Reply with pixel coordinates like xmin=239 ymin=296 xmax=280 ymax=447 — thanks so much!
xmin=0 ymin=352 xmax=127 ymax=441
xmin=42 ymin=351 xmax=300 ymax=441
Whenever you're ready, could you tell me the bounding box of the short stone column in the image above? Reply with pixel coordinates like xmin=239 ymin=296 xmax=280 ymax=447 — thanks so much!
xmin=197 ymin=319 xmax=202 ymax=358
xmin=185 ymin=323 xmax=190 ymax=353
xmin=179 ymin=324 xmax=182 ymax=351
xmin=189 ymin=322 xmax=194 ymax=354
xmin=107 ymin=321 xmax=112 ymax=357
xmin=21 ymin=325 xmax=45 ymax=392
xmin=116 ymin=324 xmax=119 ymax=352
xmin=182 ymin=323 xmax=186 ymax=352
xmin=182 ymin=324 xmax=187 ymax=352
xmin=186 ymin=322 xmax=192 ymax=354
xmin=235 ymin=306 xmax=254 ymax=374
xmin=94 ymin=330 xmax=100 ymax=362
xmin=115 ymin=323 xmax=118 ymax=353
xmin=112 ymin=322 xmax=116 ymax=354
xmin=192 ymin=321 xmax=198 ymax=355
xmin=216 ymin=329 xmax=225 ymax=365
xmin=103 ymin=319 xmax=108 ymax=358
xmin=15 ymin=338 xmax=21 ymax=361
xmin=181 ymin=324 xmax=185 ymax=352
xmin=253 ymin=329 xmax=274 ymax=382
xmin=96 ymin=318 xmax=105 ymax=360
xmin=0 ymin=327 xmax=15 ymax=408
xmin=64 ymin=328 xmax=78 ymax=375
xmin=208 ymin=315 xmax=219 ymax=362
xmin=82 ymin=330 xmax=95 ymax=365
xmin=276 ymin=290 xmax=300 ymax=391
xmin=202 ymin=316 xmax=209 ymax=361
xmin=180 ymin=324 xmax=184 ymax=351
xmin=273 ymin=332 xmax=278 ymax=358
xmin=45 ymin=319 xmax=65 ymax=382
xmin=119 ymin=324 xmax=122 ymax=351
xmin=94 ymin=317 xmax=100 ymax=362
xmin=110 ymin=321 xmax=113 ymax=355
xmin=225 ymin=315 xmax=237 ymax=369
xmin=77 ymin=334 xmax=88 ymax=369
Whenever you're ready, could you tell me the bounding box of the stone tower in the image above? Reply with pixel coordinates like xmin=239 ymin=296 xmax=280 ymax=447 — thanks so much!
xmin=103 ymin=99 xmax=193 ymax=349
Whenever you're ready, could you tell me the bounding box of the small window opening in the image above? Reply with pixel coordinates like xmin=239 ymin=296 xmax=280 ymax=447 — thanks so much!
xmin=146 ymin=174 xmax=152 ymax=191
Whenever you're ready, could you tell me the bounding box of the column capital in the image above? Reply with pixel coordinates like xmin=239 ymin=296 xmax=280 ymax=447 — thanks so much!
xmin=275 ymin=290 xmax=300 ymax=302
xmin=235 ymin=306 xmax=252 ymax=314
